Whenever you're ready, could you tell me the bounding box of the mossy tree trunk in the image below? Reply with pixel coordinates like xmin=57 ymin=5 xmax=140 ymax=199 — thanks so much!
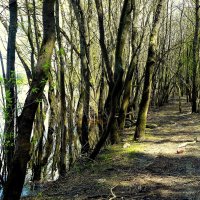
xmin=110 ymin=0 xmax=134 ymax=143
xmin=55 ymin=0 xmax=67 ymax=177
xmin=192 ymin=0 xmax=199 ymax=113
xmin=32 ymin=103 xmax=46 ymax=182
xmin=41 ymin=73 xmax=57 ymax=168
xmin=134 ymin=0 xmax=164 ymax=141
xmin=68 ymin=7 xmax=75 ymax=169
xmin=2 ymin=0 xmax=56 ymax=199
xmin=118 ymin=2 xmax=137 ymax=130
xmin=90 ymin=0 xmax=134 ymax=159
xmin=71 ymin=0 xmax=91 ymax=153
xmin=95 ymin=0 xmax=114 ymax=131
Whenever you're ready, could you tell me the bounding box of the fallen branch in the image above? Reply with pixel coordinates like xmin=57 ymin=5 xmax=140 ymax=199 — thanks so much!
xmin=177 ymin=138 xmax=198 ymax=154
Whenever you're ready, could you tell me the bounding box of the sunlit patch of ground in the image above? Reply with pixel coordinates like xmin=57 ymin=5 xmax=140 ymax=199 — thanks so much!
xmin=23 ymin=97 xmax=200 ymax=200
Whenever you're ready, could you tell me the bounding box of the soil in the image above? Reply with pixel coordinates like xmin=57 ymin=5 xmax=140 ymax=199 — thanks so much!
xmin=24 ymin=97 xmax=200 ymax=200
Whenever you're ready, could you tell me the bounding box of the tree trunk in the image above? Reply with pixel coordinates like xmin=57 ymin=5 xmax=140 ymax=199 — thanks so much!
xmin=4 ymin=0 xmax=17 ymax=176
xmin=90 ymin=0 xmax=133 ymax=158
xmin=55 ymin=0 xmax=67 ymax=177
xmin=2 ymin=0 xmax=56 ymax=199
xmin=192 ymin=0 xmax=199 ymax=113
xmin=134 ymin=0 xmax=164 ymax=141
xmin=41 ymin=74 xmax=57 ymax=168
xmin=71 ymin=0 xmax=91 ymax=153
xmin=110 ymin=0 xmax=134 ymax=143
xmin=32 ymin=103 xmax=46 ymax=182
xmin=118 ymin=2 xmax=137 ymax=129
xmin=98 ymin=62 xmax=105 ymax=137
xmin=90 ymin=72 xmax=124 ymax=160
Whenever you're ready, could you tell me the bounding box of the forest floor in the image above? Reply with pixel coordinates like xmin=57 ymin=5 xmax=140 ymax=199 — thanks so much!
xmin=24 ymin=97 xmax=200 ymax=200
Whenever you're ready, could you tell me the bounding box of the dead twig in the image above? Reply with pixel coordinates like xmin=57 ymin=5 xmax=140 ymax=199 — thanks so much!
xmin=109 ymin=185 xmax=117 ymax=200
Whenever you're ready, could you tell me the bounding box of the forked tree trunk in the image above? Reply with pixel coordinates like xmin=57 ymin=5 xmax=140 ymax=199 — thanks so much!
xmin=2 ymin=0 xmax=56 ymax=199
xmin=110 ymin=0 xmax=134 ymax=143
xmin=134 ymin=0 xmax=164 ymax=141
xmin=90 ymin=0 xmax=133 ymax=159
xmin=90 ymin=72 xmax=124 ymax=160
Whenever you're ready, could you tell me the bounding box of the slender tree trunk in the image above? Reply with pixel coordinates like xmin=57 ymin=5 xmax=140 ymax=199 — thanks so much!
xmin=2 ymin=0 xmax=56 ymax=199
xmin=134 ymin=0 xmax=164 ymax=141
xmin=94 ymin=0 xmax=114 ymax=134
xmin=68 ymin=8 xmax=74 ymax=169
xmin=32 ymin=0 xmax=40 ymax=54
xmin=41 ymin=74 xmax=57 ymax=168
xmin=25 ymin=0 xmax=35 ymax=74
xmin=71 ymin=0 xmax=91 ymax=153
xmin=76 ymin=90 xmax=83 ymax=139
xmin=186 ymin=47 xmax=191 ymax=102
xmin=94 ymin=0 xmax=114 ymax=86
xmin=55 ymin=0 xmax=67 ymax=177
xmin=4 ymin=0 xmax=17 ymax=176
xmin=98 ymin=61 xmax=105 ymax=136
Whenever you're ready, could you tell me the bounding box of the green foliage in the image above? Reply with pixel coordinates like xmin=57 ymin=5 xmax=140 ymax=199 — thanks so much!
xmin=3 ymin=132 xmax=15 ymax=148
xmin=57 ymin=47 xmax=66 ymax=56
xmin=35 ymin=98 xmax=42 ymax=103
xmin=40 ymin=78 xmax=46 ymax=86
xmin=0 ymin=76 xmax=3 ymax=83
xmin=31 ymin=136 xmax=38 ymax=146
xmin=42 ymin=61 xmax=51 ymax=71
xmin=31 ymin=87 xmax=39 ymax=94
xmin=16 ymin=74 xmax=27 ymax=86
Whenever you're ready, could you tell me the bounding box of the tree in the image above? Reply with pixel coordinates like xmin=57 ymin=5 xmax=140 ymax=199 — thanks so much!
xmin=192 ymin=0 xmax=199 ymax=113
xmin=70 ymin=0 xmax=91 ymax=153
xmin=90 ymin=0 xmax=134 ymax=159
xmin=4 ymin=0 xmax=18 ymax=176
xmin=2 ymin=0 xmax=56 ymax=199
xmin=134 ymin=0 xmax=164 ymax=141
xmin=55 ymin=0 xmax=67 ymax=177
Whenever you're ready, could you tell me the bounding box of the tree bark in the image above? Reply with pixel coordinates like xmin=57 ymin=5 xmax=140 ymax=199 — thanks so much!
xmin=192 ymin=0 xmax=199 ymax=113
xmin=95 ymin=0 xmax=114 ymax=87
xmin=2 ymin=0 xmax=56 ymax=199
xmin=118 ymin=1 xmax=137 ymax=130
xmin=41 ymin=74 xmax=57 ymax=168
xmin=134 ymin=0 xmax=164 ymax=141
xmin=4 ymin=0 xmax=17 ymax=176
xmin=110 ymin=0 xmax=134 ymax=143
xmin=90 ymin=0 xmax=133 ymax=158
xmin=70 ymin=0 xmax=91 ymax=153
xmin=55 ymin=0 xmax=67 ymax=177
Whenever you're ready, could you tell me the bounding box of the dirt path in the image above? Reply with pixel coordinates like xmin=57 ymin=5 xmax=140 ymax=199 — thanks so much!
xmin=25 ymin=98 xmax=200 ymax=200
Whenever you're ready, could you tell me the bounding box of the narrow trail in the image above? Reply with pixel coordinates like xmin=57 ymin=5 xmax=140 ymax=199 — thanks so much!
xmin=25 ymin=98 xmax=200 ymax=200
